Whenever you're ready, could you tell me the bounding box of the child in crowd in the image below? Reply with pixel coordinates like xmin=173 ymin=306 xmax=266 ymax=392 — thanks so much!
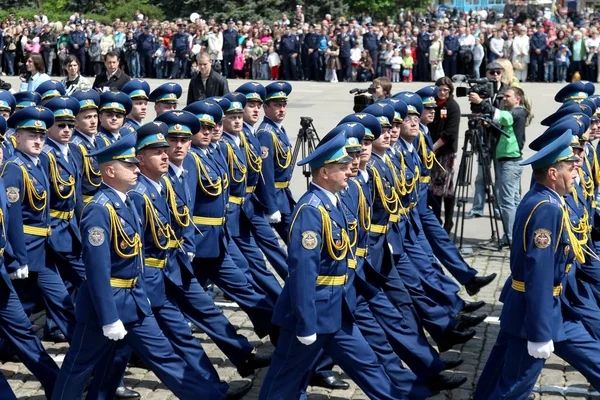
xmin=384 ymin=42 xmax=395 ymax=79
xmin=233 ymin=45 xmax=245 ymax=78
xmin=260 ymin=44 xmax=270 ymax=80
xmin=402 ymin=45 xmax=414 ymax=82
xmin=350 ymin=41 xmax=362 ymax=81
xmin=543 ymin=41 xmax=557 ymax=82
xmin=555 ymin=44 xmax=569 ymax=83
xmin=377 ymin=42 xmax=387 ymax=78
xmin=390 ymin=49 xmax=403 ymax=82
xmin=252 ymin=39 xmax=264 ymax=80
xmin=268 ymin=46 xmax=280 ymax=80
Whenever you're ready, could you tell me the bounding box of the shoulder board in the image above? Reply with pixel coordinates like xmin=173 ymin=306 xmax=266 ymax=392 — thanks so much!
xmin=548 ymin=196 xmax=560 ymax=206
xmin=10 ymin=157 xmax=24 ymax=166
xmin=128 ymin=182 xmax=147 ymax=196
xmin=42 ymin=144 xmax=53 ymax=155
xmin=367 ymin=159 xmax=375 ymax=168
xmin=95 ymin=193 xmax=110 ymax=206
xmin=70 ymin=136 xmax=83 ymax=146
xmin=307 ymin=194 xmax=322 ymax=208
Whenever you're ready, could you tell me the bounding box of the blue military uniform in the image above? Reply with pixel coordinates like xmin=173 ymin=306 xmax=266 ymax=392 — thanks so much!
xmin=0 ymin=115 xmax=60 ymax=398
xmin=336 ymin=27 xmax=353 ymax=82
xmin=280 ymin=30 xmax=300 ymax=80
xmin=236 ymin=82 xmax=289 ymax=281
xmin=554 ymin=80 xmax=595 ymax=103
xmin=70 ymin=89 xmax=103 ymax=212
xmin=222 ymin=22 xmax=239 ymax=78
xmin=137 ymin=27 xmax=155 ymax=78
xmin=416 ymin=29 xmax=431 ymax=82
xmin=443 ymin=30 xmax=459 ymax=79
xmin=149 ymin=82 xmax=182 ymax=108
xmin=260 ymin=129 xmax=407 ymax=400
xmin=158 ymin=108 xmax=270 ymax=378
xmin=256 ymin=82 xmax=296 ymax=244
xmin=529 ymin=29 xmax=548 ymax=82
xmin=52 ymin=133 xmax=227 ymax=400
xmin=475 ymin=130 xmax=600 ymax=399
xmin=303 ymin=29 xmax=320 ymax=80
xmin=70 ymin=26 xmax=87 ymax=74
xmin=0 ymin=90 xmax=16 ymax=160
xmin=171 ymin=28 xmax=190 ymax=79
xmin=36 ymin=80 xmax=66 ymax=105
xmin=121 ymin=79 xmax=151 ymax=131
xmin=362 ymin=27 xmax=380 ymax=73
xmin=1 ymin=106 xmax=77 ymax=342
xmin=96 ymin=91 xmax=134 ymax=148
xmin=178 ymin=103 xmax=277 ymax=339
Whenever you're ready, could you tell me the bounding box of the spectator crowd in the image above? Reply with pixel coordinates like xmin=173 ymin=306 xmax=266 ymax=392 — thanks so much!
xmin=2 ymin=7 xmax=600 ymax=83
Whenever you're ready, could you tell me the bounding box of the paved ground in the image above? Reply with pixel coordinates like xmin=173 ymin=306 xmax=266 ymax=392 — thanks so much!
xmin=2 ymin=76 xmax=600 ymax=399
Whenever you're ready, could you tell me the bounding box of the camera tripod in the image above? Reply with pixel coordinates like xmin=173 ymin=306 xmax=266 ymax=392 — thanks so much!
xmin=291 ymin=117 xmax=321 ymax=189
xmin=452 ymin=115 xmax=509 ymax=252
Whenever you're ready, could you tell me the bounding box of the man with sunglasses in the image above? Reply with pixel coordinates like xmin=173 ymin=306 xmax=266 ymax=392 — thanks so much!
xmin=467 ymin=61 xmax=508 ymax=220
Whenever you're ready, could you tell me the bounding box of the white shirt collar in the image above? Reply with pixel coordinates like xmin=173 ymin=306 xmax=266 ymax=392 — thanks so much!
xmin=81 ymin=132 xmax=95 ymax=144
xmin=243 ymin=122 xmax=255 ymax=136
xmin=372 ymin=152 xmax=385 ymax=161
xmin=402 ymin=138 xmax=414 ymax=152
xmin=169 ymin=162 xmax=184 ymax=178
xmin=273 ymin=121 xmax=283 ymax=130
xmin=23 ymin=152 xmax=40 ymax=166
xmin=359 ymin=169 xmax=369 ymax=182
xmin=312 ymin=182 xmax=337 ymax=207
xmin=49 ymin=138 xmax=69 ymax=159
xmin=105 ymin=183 xmax=127 ymax=202
xmin=223 ymin=131 xmax=241 ymax=147
xmin=142 ymin=173 xmax=162 ymax=193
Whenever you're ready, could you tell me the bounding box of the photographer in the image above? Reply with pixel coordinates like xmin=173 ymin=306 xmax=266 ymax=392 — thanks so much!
xmin=469 ymin=86 xmax=529 ymax=246
xmin=467 ymin=61 xmax=508 ymax=219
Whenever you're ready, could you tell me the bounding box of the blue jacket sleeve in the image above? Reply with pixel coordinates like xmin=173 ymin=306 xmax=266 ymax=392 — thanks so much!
xmin=256 ymin=129 xmax=278 ymax=214
xmin=2 ymin=163 xmax=27 ymax=270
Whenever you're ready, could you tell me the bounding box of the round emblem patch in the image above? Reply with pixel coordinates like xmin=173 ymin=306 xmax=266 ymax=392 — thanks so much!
xmin=301 ymin=230 xmax=318 ymax=250
xmin=261 ymin=146 xmax=269 ymax=159
xmin=174 ymin=124 xmax=182 ymax=131
xmin=564 ymin=245 xmax=570 ymax=256
xmin=120 ymin=240 xmax=128 ymax=250
xmin=533 ymin=229 xmax=552 ymax=249
xmin=88 ymin=227 xmax=105 ymax=247
xmin=157 ymin=133 xmax=165 ymax=140
xmin=5 ymin=187 xmax=19 ymax=203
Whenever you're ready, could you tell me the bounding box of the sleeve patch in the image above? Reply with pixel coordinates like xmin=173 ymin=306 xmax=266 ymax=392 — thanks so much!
xmin=88 ymin=227 xmax=106 ymax=247
xmin=6 ymin=187 xmax=19 ymax=203
xmin=261 ymin=146 xmax=269 ymax=159
xmin=301 ymin=230 xmax=318 ymax=250
xmin=534 ymin=229 xmax=551 ymax=249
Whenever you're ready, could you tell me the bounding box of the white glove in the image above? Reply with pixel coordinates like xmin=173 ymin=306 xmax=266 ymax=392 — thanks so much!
xmin=297 ymin=333 xmax=317 ymax=346
xmin=10 ymin=265 xmax=29 ymax=280
xmin=187 ymin=252 xmax=195 ymax=263
xmin=527 ymin=340 xmax=554 ymax=359
xmin=102 ymin=320 xmax=128 ymax=341
xmin=268 ymin=210 xmax=282 ymax=224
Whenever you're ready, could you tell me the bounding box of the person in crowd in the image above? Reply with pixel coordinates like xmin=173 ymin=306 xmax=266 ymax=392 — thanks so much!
xmin=19 ymin=53 xmax=50 ymax=91
xmin=61 ymin=54 xmax=91 ymax=95
xmin=92 ymin=51 xmax=131 ymax=92
xmin=186 ymin=51 xmax=230 ymax=104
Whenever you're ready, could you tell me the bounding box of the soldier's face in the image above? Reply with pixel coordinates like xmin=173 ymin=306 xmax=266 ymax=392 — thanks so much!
xmin=154 ymin=102 xmax=177 ymax=116
xmin=553 ymin=160 xmax=577 ymax=196
xmin=573 ymin=147 xmax=584 ymax=169
xmin=212 ymin=122 xmax=223 ymax=142
xmin=360 ymin=139 xmax=372 ymax=164
xmin=138 ymin=147 xmax=169 ymax=175
xmin=76 ymin=109 xmax=98 ymax=135
xmin=130 ymin=100 xmax=147 ymax=121
xmin=167 ymin=136 xmax=191 ymax=164
xmin=109 ymin=161 xmax=139 ymax=188
xmin=244 ymin=101 xmax=261 ymax=125
xmin=16 ymin=130 xmax=45 ymax=156
xmin=322 ymin=162 xmax=351 ymax=192
xmin=48 ymin=120 xmax=75 ymax=144
xmin=263 ymin=101 xmax=287 ymax=123
xmin=100 ymin=111 xmax=124 ymax=132
xmin=390 ymin=122 xmax=400 ymax=144
xmin=223 ymin=113 xmax=243 ymax=134
xmin=400 ymin=115 xmax=420 ymax=140
xmin=0 ymin=110 xmax=9 ymax=120
xmin=421 ymin=107 xmax=435 ymax=124
xmin=349 ymin=152 xmax=360 ymax=176
xmin=372 ymin=127 xmax=390 ymax=153
xmin=192 ymin=125 xmax=212 ymax=148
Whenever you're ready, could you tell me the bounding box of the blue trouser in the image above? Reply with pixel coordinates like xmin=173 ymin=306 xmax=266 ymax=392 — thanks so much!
xmin=259 ymin=322 xmax=408 ymax=400
xmin=272 ymin=211 xmax=293 ymax=246
xmin=172 ymin=52 xmax=189 ymax=79
xmin=139 ymin=51 xmax=153 ymax=78
xmin=282 ymin=54 xmax=297 ymax=80
xmin=87 ymin=295 xmax=229 ymax=399
xmin=0 ymin=275 xmax=60 ymax=398
xmin=419 ymin=185 xmax=478 ymax=285
xmin=250 ymin=209 xmax=288 ymax=280
xmin=340 ymin=56 xmax=352 ymax=81
xmin=496 ymin=160 xmax=523 ymax=243
xmin=193 ymin=248 xmax=274 ymax=338
xmin=52 ymin=315 xmax=226 ymax=400
xmin=474 ymin=321 xmax=600 ymax=399
xmin=166 ymin=274 xmax=255 ymax=367
xmin=126 ymin=54 xmax=139 ymax=78
xmin=544 ymin=61 xmax=555 ymax=82
xmin=232 ymin=223 xmax=282 ymax=304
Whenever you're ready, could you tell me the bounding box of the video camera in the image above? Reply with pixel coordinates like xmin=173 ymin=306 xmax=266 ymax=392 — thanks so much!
xmin=350 ymin=86 xmax=375 ymax=113
xmin=452 ymin=75 xmax=495 ymax=100
xmin=300 ymin=116 xmax=314 ymax=130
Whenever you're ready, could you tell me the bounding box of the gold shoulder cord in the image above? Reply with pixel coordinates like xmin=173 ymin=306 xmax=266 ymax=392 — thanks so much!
xmin=19 ymin=165 xmax=47 ymax=211
xmin=225 ymin=142 xmax=247 ymax=183
xmin=10 ymin=136 xmax=16 ymax=148
xmin=370 ymin=165 xmax=399 ymax=215
xmin=240 ymin=133 xmax=262 ymax=173
xmin=578 ymin=167 xmax=594 ymax=200
xmin=569 ymin=188 xmax=599 ymax=261
xmin=47 ymin=153 xmax=75 ymax=200
xmin=385 ymin=155 xmax=406 ymax=196
xmin=398 ymin=151 xmax=420 ymax=195
xmin=142 ymin=194 xmax=176 ymax=250
xmin=191 ymin=152 xmax=223 ymax=196
xmin=105 ymin=203 xmax=142 ymax=259
xmin=270 ymin=131 xmax=292 ymax=169
xmin=317 ymin=205 xmax=350 ymax=261
xmin=591 ymin=147 xmax=600 ymax=187
xmin=561 ymin=204 xmax=586 ymax=264
xmin=418 ymin=132 xmax=445 ymax=172
xmin=352 ymin=179 xmax=371 ymax=231
xmin=78 ymin=144 xmax=102 ymax=188
xmin=102 ymin=136 xmax=110 ymax=146
xmin=162 ymin=176 xmax=190 ymax=228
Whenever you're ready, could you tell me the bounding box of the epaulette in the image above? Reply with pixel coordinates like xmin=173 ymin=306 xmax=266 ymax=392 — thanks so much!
xmin=128 ymin=182 xmax=147 ymax=196
xmin=307 ymin=194 xmax=322 ymax=208
xmin=548 ymin=196 xmax=561 ymax=206
xmin=42 ymin=144 xmax=53 ymax=155
xmin=70 ymin=136 xmax=83 ymax=146
xmin=10 ymin=157 xmax=23 ymax=166
xmin=95 ymin=193 xmax=109 ymax=206
xmin=367 ymin=159 xmax=375 ymax=168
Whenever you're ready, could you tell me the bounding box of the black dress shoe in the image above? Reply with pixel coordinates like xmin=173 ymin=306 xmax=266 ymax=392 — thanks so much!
xmin=455 ymin=313 xmax=487 ymax=331
xmin=43 ymin=333 xmax=68 ymax=343
xmin=310 ymin=375 xmax=350 ymax=390
xmin=270 ymin=326 xmax=280 ymax=347
xmin=465 ymin=273 xmax=497 ymax=296
xmin=237 ymin=352 xmax=272 ymax=377
xmin=462 ymin=300 xmax=486 ymax=313
xmin=438 ymin=329 xmax=475 ymax=352
xmin=114 ymin=386 xmax=140 ymax=399
xmin=188 ymin=321 xmax=204 ymax=334
xmin=440 ymin=356 xmax=463 ymax=370
xmin=427 ymin=374 xmax=467 ymax=393
xmin=224 ymin=380 xmax=253 ymax=400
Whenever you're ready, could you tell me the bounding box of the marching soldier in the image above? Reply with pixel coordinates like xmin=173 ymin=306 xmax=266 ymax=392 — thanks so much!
xmin=52 ymin=134 xmax=228 ymax=400
xmin=97 ymin=91 xmax=134 ymax=147
xmin=0 ymin=90 xmax=16 ymax=160
xmin=256 ymin=82 xmax=296 ymax=243
xmin=121 ymin=78 xmax=151 ymax=131
xmin=149 ymin=82 xmax=182 ymax=117
xmin=36 ymin=79 xmax=66 ymax=105
xmin=235 ymin=82 xmax=289 ymax=281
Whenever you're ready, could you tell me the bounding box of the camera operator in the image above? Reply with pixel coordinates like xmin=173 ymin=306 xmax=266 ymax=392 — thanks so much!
xmin=466 ymin=61 xmax=508 ymax=219
xmin=469 ymin=85 xmax=529 ymax=246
